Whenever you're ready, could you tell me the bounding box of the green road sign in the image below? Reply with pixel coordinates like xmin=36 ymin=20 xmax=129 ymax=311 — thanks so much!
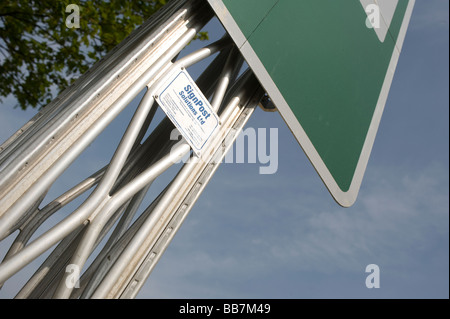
xmin=208 ymin=0 xmax=415 ymax=207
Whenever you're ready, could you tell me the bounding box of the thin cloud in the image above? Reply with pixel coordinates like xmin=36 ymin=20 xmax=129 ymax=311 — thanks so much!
xmin=137 ymin=161 xmax=449 ymax=298
xmin=411 ymin=0 xmax=449 ymax=31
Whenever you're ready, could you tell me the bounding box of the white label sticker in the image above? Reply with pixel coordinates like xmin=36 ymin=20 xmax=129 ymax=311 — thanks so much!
xmin=155 ymin=68 xmax=220 ymax=156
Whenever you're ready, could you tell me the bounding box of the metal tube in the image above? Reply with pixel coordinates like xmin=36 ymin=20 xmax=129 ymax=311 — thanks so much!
xmin=0 ymin=0 xmax=192 ymax=163
xmin=0 ymin=1 xmax=265 ymax=299
xmin=53 ymin=36 xmax=233 ymax=297
xmin=0 ymin=1 xmax=196 ymax=179
xmin=77 ymin=186 xmax=168 ymax=299
xmin=126 ymin=100 xmax=261 ymax=299
xmin=210 ymin=47 xmax=240 ymax=111
xmin=0 ymin=190 xmax=48 ymax=242
xmin=118 ymin=72 xmax=264 ymax=299
xmin=76 ymin=49 xmax=239 ymax=298
xmin=0 ymin=3 xmax=211 ymax=225
xmin=0 ymin=24 xmax=203 ymax=283
xmin=91 ymin=92 xmax=243 ymax=298
xmin=98 ymin=71 xmax=262 ymax=298
xmin=53 ymin=142 xmax=191 ymax=298
xmin=0 ymin=19 xmax=204 ymax=241
xmin=71 ymin=183 xmax=152 ymax=298
xmin=14 ymin=223 xmax=87 ymax=298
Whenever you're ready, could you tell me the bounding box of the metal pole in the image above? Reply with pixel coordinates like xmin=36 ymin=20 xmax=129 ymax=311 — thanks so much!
xmin=0 ymin=0 xmax=267 ymax=298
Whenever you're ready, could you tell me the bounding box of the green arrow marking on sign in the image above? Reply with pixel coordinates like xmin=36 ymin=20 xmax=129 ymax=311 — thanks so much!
xmin=208 ymin=0 xmax=415 ymax=207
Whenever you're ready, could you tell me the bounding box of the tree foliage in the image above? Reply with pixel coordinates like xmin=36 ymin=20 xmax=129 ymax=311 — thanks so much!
xmin=0 ymin=0 xmax=208 ymax=110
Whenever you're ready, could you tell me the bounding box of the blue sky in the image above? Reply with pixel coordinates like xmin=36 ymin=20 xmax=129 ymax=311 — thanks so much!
xmin=0 ymin=0 xmax=448 ymax=298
